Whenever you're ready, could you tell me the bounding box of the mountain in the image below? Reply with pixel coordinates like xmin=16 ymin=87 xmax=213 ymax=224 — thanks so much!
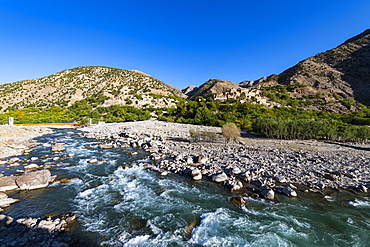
xmin=184 ymin=79 xmax=240 ymax=99
xmin=0 ymin=66 xmax=185 ymax=111
xmin=276 ymin=29 xmax=370 ymax=105
xmin=181 ymin=85 xmax=198 ymax=97
xmin=239 ymin=74 xmax=278 ymax=88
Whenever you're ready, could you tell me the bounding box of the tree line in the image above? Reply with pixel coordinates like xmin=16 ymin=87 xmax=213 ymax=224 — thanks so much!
xmin=1 ymin=93 xmax=370 ymax=142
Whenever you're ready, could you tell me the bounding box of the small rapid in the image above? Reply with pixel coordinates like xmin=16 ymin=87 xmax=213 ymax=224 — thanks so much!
xmin=1 ymin=128 xmax=370 ymax=246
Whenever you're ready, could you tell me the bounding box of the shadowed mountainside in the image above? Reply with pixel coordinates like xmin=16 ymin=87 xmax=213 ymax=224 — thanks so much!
xmin=277 ymin=29 xmax=370 ymax=105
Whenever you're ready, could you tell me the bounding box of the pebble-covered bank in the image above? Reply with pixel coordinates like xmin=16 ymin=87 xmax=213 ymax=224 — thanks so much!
xmin=0 ymin=125 xmax=53 ymax=159
xmin=81 ymin=120 xmax=370 ymax=200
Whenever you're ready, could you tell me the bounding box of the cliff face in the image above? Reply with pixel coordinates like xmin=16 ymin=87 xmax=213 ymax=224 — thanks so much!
xmin=277 ymin=29 xmax=370 ymax=105
xmin=0 ymin=66 xmax=185 ymax=111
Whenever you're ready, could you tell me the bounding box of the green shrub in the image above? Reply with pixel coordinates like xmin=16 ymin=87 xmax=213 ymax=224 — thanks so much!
xmin=222 ymin=123 xmax=240 ymax=143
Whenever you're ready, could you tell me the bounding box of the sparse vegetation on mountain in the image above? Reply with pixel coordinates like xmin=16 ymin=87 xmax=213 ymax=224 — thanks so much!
xmin=276 ymin=29 xmax=370 ymax=106
xmin=0 ymin=66 xmax=185 ymax=112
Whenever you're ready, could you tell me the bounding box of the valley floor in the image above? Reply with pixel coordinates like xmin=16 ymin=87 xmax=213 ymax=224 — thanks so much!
xmin=81 ymin=120 xmax=370 ymax=196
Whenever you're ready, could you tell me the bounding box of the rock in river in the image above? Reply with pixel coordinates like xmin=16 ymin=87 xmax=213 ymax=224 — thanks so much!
xmin=211 ymin=172 xmax=228 ymax=183
xmin=0 ymin=192 xmax=19 ymax=211
xmin=15 ymin=169 xmax=52 ymax=190
xmin=52 ymin=143 xmax=66 ymax=152
xmin=282 ymin=185 xmax=298 ymax=197
xmin=259 ymin=186 xmax=275 ymax=200
xmin=0 ymin=176 xmax=18 ymax=192
xmin=191 ymin=168 xmax=202 ymax=180
xmin=99 ymin=143 xmax=114 ymax=149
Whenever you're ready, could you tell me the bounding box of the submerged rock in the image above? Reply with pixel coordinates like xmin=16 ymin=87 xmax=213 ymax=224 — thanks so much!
xmin=230 ymin=196 xmax=249 ymax=207
xmin=58 ymin=177 xmax=79 ymax=183
xmin=158 ymin=171 xmax=169 ymax=177
xmin=99 ymin=143 xmax=114 ymax=149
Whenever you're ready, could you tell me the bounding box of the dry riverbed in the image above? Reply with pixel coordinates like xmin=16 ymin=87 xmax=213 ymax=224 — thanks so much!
xmin=0 ymin=125 xmax=53 ymax=159
xmin=81 ymin=120 xmax=370 ymax=200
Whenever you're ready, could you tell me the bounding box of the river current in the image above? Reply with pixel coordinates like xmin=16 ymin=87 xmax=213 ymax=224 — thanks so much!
xmin=1 ymin=128 xmax=370 ymax=246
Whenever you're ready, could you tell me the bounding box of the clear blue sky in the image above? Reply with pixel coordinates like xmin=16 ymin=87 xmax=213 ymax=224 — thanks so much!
xmin=1 ymin=1 xmax=370 ymax=89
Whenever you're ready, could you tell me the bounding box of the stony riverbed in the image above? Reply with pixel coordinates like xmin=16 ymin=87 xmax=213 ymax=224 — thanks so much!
xmin=81 ymin=120 xmax=370 ymax=200
xmin=0 ymin=123 xmax=369 ymax=246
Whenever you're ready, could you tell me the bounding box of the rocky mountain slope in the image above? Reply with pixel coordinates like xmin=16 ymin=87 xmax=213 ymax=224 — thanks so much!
xmin=182 ymin=79 xmax=240 ymax=99
xmin=0 ymin=66 xmax=185 ymax=111
xmin=184 ymin=29 xmax=370 ymax=113
xmin=277 ymin=29 xmax=370 ymax=105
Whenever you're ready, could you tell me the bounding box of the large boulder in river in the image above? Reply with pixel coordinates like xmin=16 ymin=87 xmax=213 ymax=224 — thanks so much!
xmin=282 ymin=185 xmax=298 ymax=197
xmin=223 ymin=180 xmax=243 ymax=192
xmin=259 ymin=186 xmax=275 ymax=200
xmin=15 ymin=170 xmax=52 ymax=190
xmin=211 ymin=172 xmax=228 ymax=183
xmin=191 ymin=168 xmax=202 ymax=180
xmin=0 ymin=176 xmax=18 ymax=192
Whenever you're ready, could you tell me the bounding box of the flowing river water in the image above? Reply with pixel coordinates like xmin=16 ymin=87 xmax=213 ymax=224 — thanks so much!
xmin=1 ymin=128 xmax=370 ymax=246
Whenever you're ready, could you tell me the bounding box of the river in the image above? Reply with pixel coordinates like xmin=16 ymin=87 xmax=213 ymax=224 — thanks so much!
xmin=1 ymin=128 xmax=370 ymax=246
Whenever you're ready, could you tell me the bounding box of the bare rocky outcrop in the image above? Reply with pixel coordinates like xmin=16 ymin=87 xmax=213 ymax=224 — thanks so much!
xmin=277 ymin=28 xmax=370 ymax=106
xmin=52 ymin=143 xmax=66 ymax=152
xmin=0 ymin=176 xmax=18 ymax=192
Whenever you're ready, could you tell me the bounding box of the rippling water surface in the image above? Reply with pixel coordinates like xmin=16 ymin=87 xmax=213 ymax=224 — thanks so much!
xmin=2 ymin=129 xmax=370 ymax=246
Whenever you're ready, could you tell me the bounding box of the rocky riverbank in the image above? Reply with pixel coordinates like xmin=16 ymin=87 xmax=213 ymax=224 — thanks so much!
xmin=81 ymin=120 xmax=370 ymax=200
xmin=0 ymin=125 xmax=80 ymax=246
xmin=0 ymin=212 xmax=78 ymax=246
xmin=0 ymin=125 xmax=53 ymax=159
